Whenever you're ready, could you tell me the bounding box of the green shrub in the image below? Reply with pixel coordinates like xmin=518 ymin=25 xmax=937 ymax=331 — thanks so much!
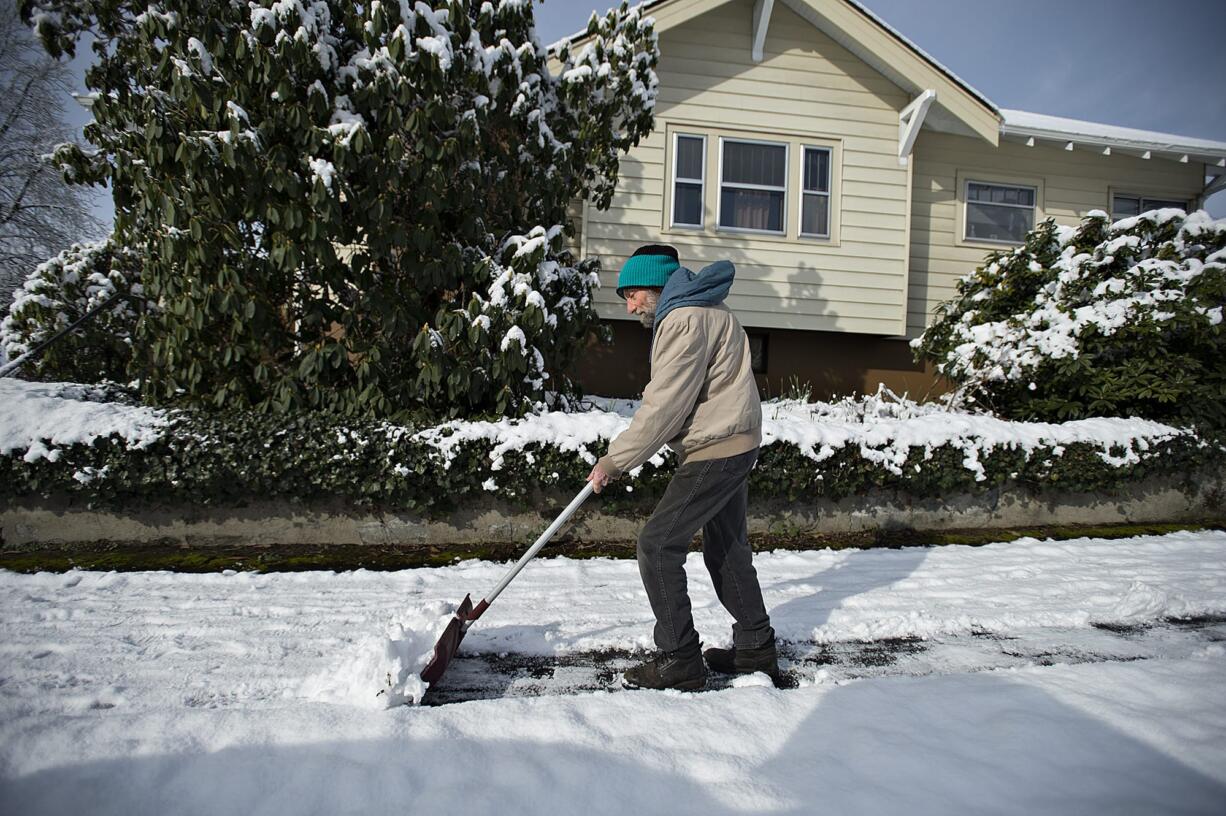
xmin=912 ymin=210 xmax=1226 ymax=428
xmin=1 ymin=239 xmax=149 ymax=382
xmin=22 ymin=0 xmax=658 ymax=419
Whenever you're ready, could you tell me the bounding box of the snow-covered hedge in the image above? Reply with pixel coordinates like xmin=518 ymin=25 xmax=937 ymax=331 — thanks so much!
xmin=912 ymin=209 xmax=1226 ymax=428
xmin=2 ymin=380 xmax=1219 ymax=515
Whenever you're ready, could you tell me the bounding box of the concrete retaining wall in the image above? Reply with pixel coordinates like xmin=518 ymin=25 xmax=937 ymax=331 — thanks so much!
xmin=3 ymin=472 xmax=1222 ymax=549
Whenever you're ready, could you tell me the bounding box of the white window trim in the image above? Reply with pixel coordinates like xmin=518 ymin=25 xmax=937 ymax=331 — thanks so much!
xmin=670 ymin=132 xmax=706 ymax=229
xmin=963 ymin=178 xmax=1038 ymax=245
xmin=657 ymin=120 xmax=843 ymax=247
xmin=798 ymin=144 xmax=832 ymax=239
xmin=717 ymin=135 xmax=789 ymax=236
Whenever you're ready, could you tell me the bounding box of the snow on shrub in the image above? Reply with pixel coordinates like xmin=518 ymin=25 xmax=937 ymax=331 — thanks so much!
xmin=1 ymin=239 xmax=150 ymax=383
xmin=0 ymin=379 xmax=166 ymax=465
xmin=2 ymin=379 xmax=1217 ymax=514
xmin=912 ymin=209 xmax=1226 ymax=428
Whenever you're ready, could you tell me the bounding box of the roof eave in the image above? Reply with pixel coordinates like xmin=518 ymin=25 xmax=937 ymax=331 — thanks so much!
xmin=1000 ymin=123 xmax=1226 ymax=168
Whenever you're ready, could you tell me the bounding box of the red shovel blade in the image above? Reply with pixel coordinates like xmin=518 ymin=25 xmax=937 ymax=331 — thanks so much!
xmin=420 ymin=594 xmax=474 ymax=686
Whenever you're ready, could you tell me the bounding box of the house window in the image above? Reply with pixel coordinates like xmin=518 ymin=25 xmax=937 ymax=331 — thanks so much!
xmin=1112 ymin=194 xmax=1188 ymax=219
xmin=719 ymin=138 xmax=787 ymax=234
xmin=799 ymin=146 xmax=831 ymax=238
xmin=965 ymin=180 xmax=1036 ymax=244
xmin=747 ymin=331 xmax=768 ymax=375
xmin=671 ymin=134 xmax=705 ymax=227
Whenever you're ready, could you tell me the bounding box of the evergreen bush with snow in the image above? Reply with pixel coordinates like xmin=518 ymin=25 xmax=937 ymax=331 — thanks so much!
xmin=912 ymin=210 xmax=1226 ymax=428
xmin=3 ymin=380 xmax=1219 ymax=517
xmin=0 ymin=239 xmax=149 ymax=383
xmin=21 ymin=0 xmax=658 ymax=419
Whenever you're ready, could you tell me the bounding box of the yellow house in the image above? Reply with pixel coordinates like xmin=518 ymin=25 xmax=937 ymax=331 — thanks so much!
xmin=560 ymin=0 xmax=1226 ymax=400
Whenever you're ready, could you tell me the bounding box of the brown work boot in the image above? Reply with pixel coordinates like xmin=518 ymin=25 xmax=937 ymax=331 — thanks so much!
xmin=704 ymin=636 xmax=779 ymax=678
xmin=623 ymin=645 xmax=707 ymax=691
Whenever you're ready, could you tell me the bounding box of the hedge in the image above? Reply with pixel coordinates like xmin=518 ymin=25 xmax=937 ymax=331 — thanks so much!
xmin=3 ymin=398 xmax=1221 ymax=518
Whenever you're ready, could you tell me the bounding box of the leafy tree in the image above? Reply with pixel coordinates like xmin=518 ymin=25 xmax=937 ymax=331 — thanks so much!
xmin=1 ymin=237 xmax=148 ymax=382
xmin=20 ymin=0 xmax=658 ymax=419
xmin=0 ymin=3 xmax=102 ymax=308
xmin=912 ymin=209 xmax=1226 ymax=428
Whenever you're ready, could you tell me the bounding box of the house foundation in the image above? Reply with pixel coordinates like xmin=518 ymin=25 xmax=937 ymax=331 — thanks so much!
xmin=576 ymin=319 xmax=945 ymax=401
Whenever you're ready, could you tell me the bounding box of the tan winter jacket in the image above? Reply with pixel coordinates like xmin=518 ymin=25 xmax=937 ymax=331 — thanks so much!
xmin=596 ymin=304 xmax=762 ymax=478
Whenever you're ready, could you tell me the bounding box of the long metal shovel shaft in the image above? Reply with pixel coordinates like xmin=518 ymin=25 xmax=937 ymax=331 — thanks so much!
xmin=419 ymin=481 xmax=596 ymax=686
xmin=482 ymin=480 xmax=595 ymax=609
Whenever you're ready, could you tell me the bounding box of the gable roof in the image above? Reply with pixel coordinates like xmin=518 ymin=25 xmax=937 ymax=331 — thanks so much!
xmin=837 ymin=0 xmax=995 ymax=114
xmin=552 ymin=0 xmax=1001 ymax=143
xmin=783 ymin=0 xmax=999 ymax=142
xmin=553 ymin=0 xmax=1225 ymax=164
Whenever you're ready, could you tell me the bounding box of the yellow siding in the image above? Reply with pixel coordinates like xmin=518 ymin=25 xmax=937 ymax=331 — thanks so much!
xmin=585 ymin=0 xmax=912 ymax=335
xmin=571 ymin=0 xmax=1208 ymax=342
xmin=906 ymin=130 xmax=1207 ymax=336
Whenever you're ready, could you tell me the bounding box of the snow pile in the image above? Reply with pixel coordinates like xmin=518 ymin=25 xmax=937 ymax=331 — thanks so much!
xmin=1103 ymin=579 xmax=1180 ymax=623
xmin=0 ymin=379 xmax=168 ymax=462
xmin=298 ymin=601 xmax=456 ymax=708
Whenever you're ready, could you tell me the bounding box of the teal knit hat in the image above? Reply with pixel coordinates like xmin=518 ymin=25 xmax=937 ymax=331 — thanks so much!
xmin=616 ymin=244 xmax=680 ymax=298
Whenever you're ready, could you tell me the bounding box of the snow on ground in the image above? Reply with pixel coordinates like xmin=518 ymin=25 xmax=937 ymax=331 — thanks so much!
xmin=0 ymin=379 xmax=167 ymax=462
xmin=2 ymin=530 xmax=1225 ymax=813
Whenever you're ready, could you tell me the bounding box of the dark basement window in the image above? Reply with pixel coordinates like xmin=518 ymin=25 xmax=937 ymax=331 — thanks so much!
xmin=747 ymin=332 xmax=769 ymax=375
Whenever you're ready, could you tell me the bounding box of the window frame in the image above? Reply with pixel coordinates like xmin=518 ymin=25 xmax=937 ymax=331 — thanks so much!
xmin=716 ymin=135 xmax=790 ymax=236
xmin=956 ymin=173 xmax=1043 ymax=248
xmin=797 ymin=144 xmax=833 ymax=240
xmin=669 ymin=132 xmax=706 ymax=229
xmin=658 ymin=121 xmax=843 ymax=247
xmin=1110 ymin=191 xmax=1190 ymax=221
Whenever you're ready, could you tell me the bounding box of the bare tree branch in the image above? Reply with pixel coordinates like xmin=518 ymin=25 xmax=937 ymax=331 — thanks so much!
xmin=0 ymin=4 xmax=104 ymax=303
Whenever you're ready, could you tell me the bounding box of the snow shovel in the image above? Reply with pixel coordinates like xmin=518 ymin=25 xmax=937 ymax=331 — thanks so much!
xmin=420 ymin=481 xmax=596 ymax=685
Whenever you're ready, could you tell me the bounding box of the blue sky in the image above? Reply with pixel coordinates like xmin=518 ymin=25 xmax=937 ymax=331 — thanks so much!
xmin=63 ymin=0 xmax=1226 ymax=219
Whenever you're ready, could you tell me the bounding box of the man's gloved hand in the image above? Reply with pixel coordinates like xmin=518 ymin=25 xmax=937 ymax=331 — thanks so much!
xmin=586 ymin=462 xmax=615 ymax=494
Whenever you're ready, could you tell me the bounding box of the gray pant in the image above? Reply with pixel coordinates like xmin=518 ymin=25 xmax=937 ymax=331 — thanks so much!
xmin=637 ymin=447 xmax=774 ymax=654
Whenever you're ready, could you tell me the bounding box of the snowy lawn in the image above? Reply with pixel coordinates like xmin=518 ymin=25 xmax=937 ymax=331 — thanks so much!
xmin=2 ymin=531 xmax=1226 ymax=814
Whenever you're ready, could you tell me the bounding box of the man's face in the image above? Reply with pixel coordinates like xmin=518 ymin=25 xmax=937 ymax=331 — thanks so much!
xmin=624 ymin=288 xmax=659 ymax=328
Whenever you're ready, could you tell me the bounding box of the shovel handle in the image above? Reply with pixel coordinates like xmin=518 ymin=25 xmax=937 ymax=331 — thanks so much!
xmin=478 ymin=481 xmax=596 ymax=612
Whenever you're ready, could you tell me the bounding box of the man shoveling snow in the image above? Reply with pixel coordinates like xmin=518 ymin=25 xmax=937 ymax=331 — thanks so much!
xmin=587 ymin=244 xmax=777 ymax=690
